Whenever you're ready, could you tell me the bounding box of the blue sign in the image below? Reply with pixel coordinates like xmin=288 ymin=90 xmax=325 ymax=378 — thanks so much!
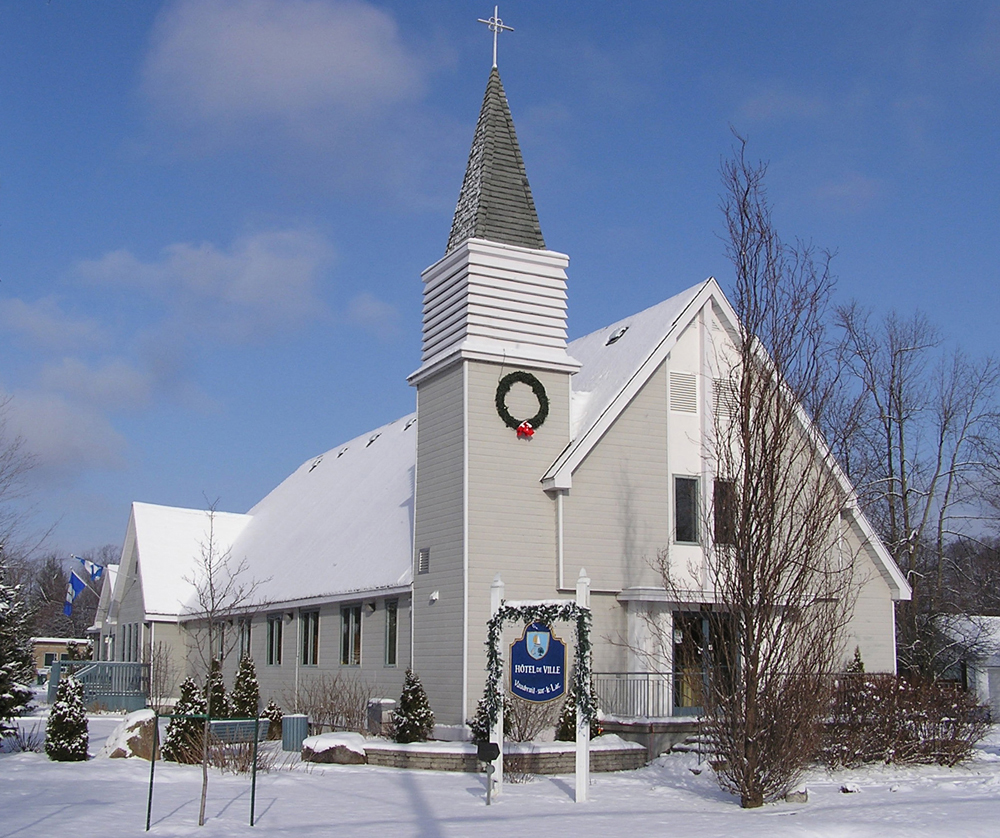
xmin=509 ymin=622 xmax=566 ymax=702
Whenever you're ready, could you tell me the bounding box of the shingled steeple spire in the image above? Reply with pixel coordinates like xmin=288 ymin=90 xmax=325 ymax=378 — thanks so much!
xmin=445 ymin=67 xmax=545 ymax=254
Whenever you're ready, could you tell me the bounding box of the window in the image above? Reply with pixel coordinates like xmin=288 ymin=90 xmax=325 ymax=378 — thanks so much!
xmin=341 ymin=604 xmax=362 ymax=666
xmin=238 ymin=619 xmax=252 ymax=659
xmin=301 ymin=610 xmax=319 ymax=666
xmin=44 ymin=653 xmax=56 ymax=667
xmin=417 ymin=547 xmax=430 ymax=574
xmin=385 ymin=600 xmax=398 ymax=666
xmin=266 ymin=614 xmax=283 ymax=666
xmin=674 ymin=476 xmax=699 ymax=543
xmin=714 ymin=479 xmax=737 ymax=545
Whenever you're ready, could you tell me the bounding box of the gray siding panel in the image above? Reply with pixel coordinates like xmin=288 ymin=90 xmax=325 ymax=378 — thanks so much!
xmin=413 ymin=364 xmax=467 ymax=723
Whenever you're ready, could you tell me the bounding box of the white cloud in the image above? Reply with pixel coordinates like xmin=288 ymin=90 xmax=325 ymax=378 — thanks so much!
xmin=347 ymin=292 xmax=401 ymax=340
xmin=39 ymin=359 xmax=153 ymax=412
xmin=813 ymin=173 xmax=883 ymax=214
xmin=76 ymin=229 xmax=333 ymax=342
xmin=143 ymin=0 xmax=423 ymax=131
xmin=738 ymin=87 xmax=828 ymax=122
xmin=0 ymin=296 xmax=105 ymax=351
xmin=2 ymin=388 xmax=127 ymax=483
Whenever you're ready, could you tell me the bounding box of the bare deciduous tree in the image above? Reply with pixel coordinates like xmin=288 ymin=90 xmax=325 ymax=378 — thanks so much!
xmin=663 ymin=137 xmax=861 ymax=808
xmin=183 ymin=503 xmax=263 ymax=827
xmin=837 ymin=307 xmax=1000 ymax=675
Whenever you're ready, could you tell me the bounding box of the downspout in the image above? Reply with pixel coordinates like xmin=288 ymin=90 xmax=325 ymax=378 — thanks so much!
xmin=294 ymin=610 xmax=300 ymax=709
xmin=557 ymin=490 xmax=565 ymax=590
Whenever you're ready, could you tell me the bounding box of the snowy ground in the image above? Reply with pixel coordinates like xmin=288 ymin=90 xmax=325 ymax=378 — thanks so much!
xmin=4 ymin=711 xmax=1000 ymax=838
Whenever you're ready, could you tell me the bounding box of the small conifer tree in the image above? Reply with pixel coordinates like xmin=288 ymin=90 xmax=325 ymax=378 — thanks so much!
xmin=163 ymin=676 xmax=207 ymax=763
xmin=229 ymin=654 xmax=260 ymax=719
xmin=555 ymin=688 xmax=601 ymax=741
xmin=261 ymin=698 xmax=283 ymax=740
xmin=45 ymin=675 xmax=88 ymax=761
xmin=392 ymin=669 xmax=435 ymax=743
xmin=846 ymin=647 xmax=865 ymax=674
xmin=204 ymin=658 xmax=229 ymax=719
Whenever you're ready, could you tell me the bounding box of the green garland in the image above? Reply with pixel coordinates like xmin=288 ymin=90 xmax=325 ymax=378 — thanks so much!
xmin=495 ymin=371 xmax=549 ymax=431
xmin=473 ymin=601 xmax=594 ymax=738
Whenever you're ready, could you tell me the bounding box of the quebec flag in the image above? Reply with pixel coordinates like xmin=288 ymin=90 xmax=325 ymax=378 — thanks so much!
xmin=75 ymin=555 xmax=104 ymax=584
xmin=63 ymin=571 xmax=87 ymax=617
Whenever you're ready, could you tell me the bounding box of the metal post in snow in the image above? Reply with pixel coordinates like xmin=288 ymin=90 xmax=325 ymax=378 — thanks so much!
xmin=250 ymin=716 xmax=259 ymax=826
xmin=575 ymin=567 xmax=591 ymax=803
xmin=146 ymin=712 xmax=159 ymax=831
xmin=490 ymin=572 xmax=505 ymax=797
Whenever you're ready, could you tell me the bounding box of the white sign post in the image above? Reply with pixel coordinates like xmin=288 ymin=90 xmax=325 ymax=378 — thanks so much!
xmin=575 ymin=568 xmax=591 ymax=803
xmin=489 ymin=572 xmax=505 ymax=798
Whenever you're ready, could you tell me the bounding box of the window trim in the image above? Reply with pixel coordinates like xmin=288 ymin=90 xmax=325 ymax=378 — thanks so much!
xmin=301 ymin=610 xmax=320 ymax=666
xmin=714 ymin=478 xmax=737 ymax=546
xmin=266 ymin=613 xmax=283 ymax=666
xmin=341 ymin=603 xmax=362 ymax=666
xmin=385 ymin=599 xmax=398 ymax=667
xmin=674 ymin=475 xmax=700 ymax=544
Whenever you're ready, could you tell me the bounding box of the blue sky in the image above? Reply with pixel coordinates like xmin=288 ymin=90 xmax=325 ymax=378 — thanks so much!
xmin=1 ymin=0 xmax=998 ymax=554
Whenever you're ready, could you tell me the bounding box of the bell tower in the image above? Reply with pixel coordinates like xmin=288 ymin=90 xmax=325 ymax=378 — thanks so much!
xmin=409 ymin=67 xmax=579 ymax=725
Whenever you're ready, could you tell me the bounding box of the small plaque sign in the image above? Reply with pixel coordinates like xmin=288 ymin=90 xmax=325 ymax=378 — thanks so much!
xmin=509 ymin=621 xmax=566 ymax=702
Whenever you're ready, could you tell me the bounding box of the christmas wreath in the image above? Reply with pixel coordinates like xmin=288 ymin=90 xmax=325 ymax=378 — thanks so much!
xmin=495 ymin=371 xmax=549 ymax=437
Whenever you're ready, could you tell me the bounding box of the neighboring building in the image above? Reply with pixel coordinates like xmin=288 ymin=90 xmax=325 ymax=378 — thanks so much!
xmin=31 ymin=637 xmax=91 ymax=684
xmin=103 ymin=67 xmax=911 ymax=728
xmin=944 ymin=616 xmax=1000 ymax=720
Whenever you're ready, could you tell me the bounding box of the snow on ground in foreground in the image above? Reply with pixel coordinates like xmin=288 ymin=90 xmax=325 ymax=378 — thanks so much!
xmin=3 ymin=716 xmax=1000 ymax=838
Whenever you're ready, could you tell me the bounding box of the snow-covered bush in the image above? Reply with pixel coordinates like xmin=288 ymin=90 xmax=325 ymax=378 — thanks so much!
xmin=229 ymin=654 xmax=259 ymax=719
xmin=45 ymin=675 xmax=88 ymax=761
xmin=163 ymin=676 xmax=207 ymax=763
xmin=822 ymin=673 xmax=990 ymax=767
xmin=391 ymin=669 xmax=434 ymax=743
xmin=261 ymin=698 xmax=283 ymax=740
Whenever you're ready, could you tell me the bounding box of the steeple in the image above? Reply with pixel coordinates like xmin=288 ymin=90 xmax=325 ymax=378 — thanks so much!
xmin=446 ymin=67 xmax=545 ymax=254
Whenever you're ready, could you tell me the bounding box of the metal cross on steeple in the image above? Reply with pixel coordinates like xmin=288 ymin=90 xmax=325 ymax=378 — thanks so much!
xmin=478 ymin=6 xmax=513 ymax=69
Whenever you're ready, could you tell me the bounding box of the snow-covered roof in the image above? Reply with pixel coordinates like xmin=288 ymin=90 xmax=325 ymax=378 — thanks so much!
xmin=228 ymin=413 xmax=416 ymax=605
xmin=566 ymin=281 xmax=706 ymax=441
xmin=125 ymin=502 xmax=252 ymax=617
xmin=545 ymin=279 xmax=715 ymax=488
xmin=88 ymin=565 xmax=119 ymax=631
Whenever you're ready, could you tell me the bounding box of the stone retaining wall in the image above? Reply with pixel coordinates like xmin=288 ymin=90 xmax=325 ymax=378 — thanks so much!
xmin=309 ymin=736 xmax=647 ymax=773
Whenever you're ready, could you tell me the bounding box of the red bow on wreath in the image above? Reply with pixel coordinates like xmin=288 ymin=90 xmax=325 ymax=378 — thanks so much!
xmin=516 ymin=421 xmax=535 ymax=439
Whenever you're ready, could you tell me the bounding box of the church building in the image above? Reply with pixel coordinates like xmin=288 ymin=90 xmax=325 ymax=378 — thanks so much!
xmin=96 ymin=65 xmax=910 ymax=731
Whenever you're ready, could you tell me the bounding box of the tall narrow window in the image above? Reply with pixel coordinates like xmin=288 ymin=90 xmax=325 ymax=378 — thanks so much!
xmin=714 ymin=479 xmax=737 ymax=546
xmin=266 ymin=614 xmax=283 ymax=666
xmin=301 ymin=610 xmax=320 ymax=666
xmin=341 ymin=604 xmax=362 ymax=666
xmin=385 ymin=599 xmax=398 ymax=666
xmin=238 ymin=619 xmax=252 ymax=659
xmin=674 ymin=476 xmax=699 ymax=543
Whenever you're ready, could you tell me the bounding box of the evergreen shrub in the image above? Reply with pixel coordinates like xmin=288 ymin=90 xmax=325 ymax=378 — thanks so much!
xmin=163 ymin=676 xmax=207 ymax=763
xmin=45 ymin=675 xmax=88 ymax=761
xmin=391 ymin=669 xmax=434 ymax=743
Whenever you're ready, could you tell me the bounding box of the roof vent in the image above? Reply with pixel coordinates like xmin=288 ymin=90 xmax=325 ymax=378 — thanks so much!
xmin=404 ymin=417 xmax=417 ymax=431
xmin=337 ymin=447 xmax=348 ymax=458
xmin=606 ymin=326 xmax=629 ymax=346
xmin=367 ymin=433 xmax=381 ymax=447
xmin=308 ymin=456 xmax=323 ymax=472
